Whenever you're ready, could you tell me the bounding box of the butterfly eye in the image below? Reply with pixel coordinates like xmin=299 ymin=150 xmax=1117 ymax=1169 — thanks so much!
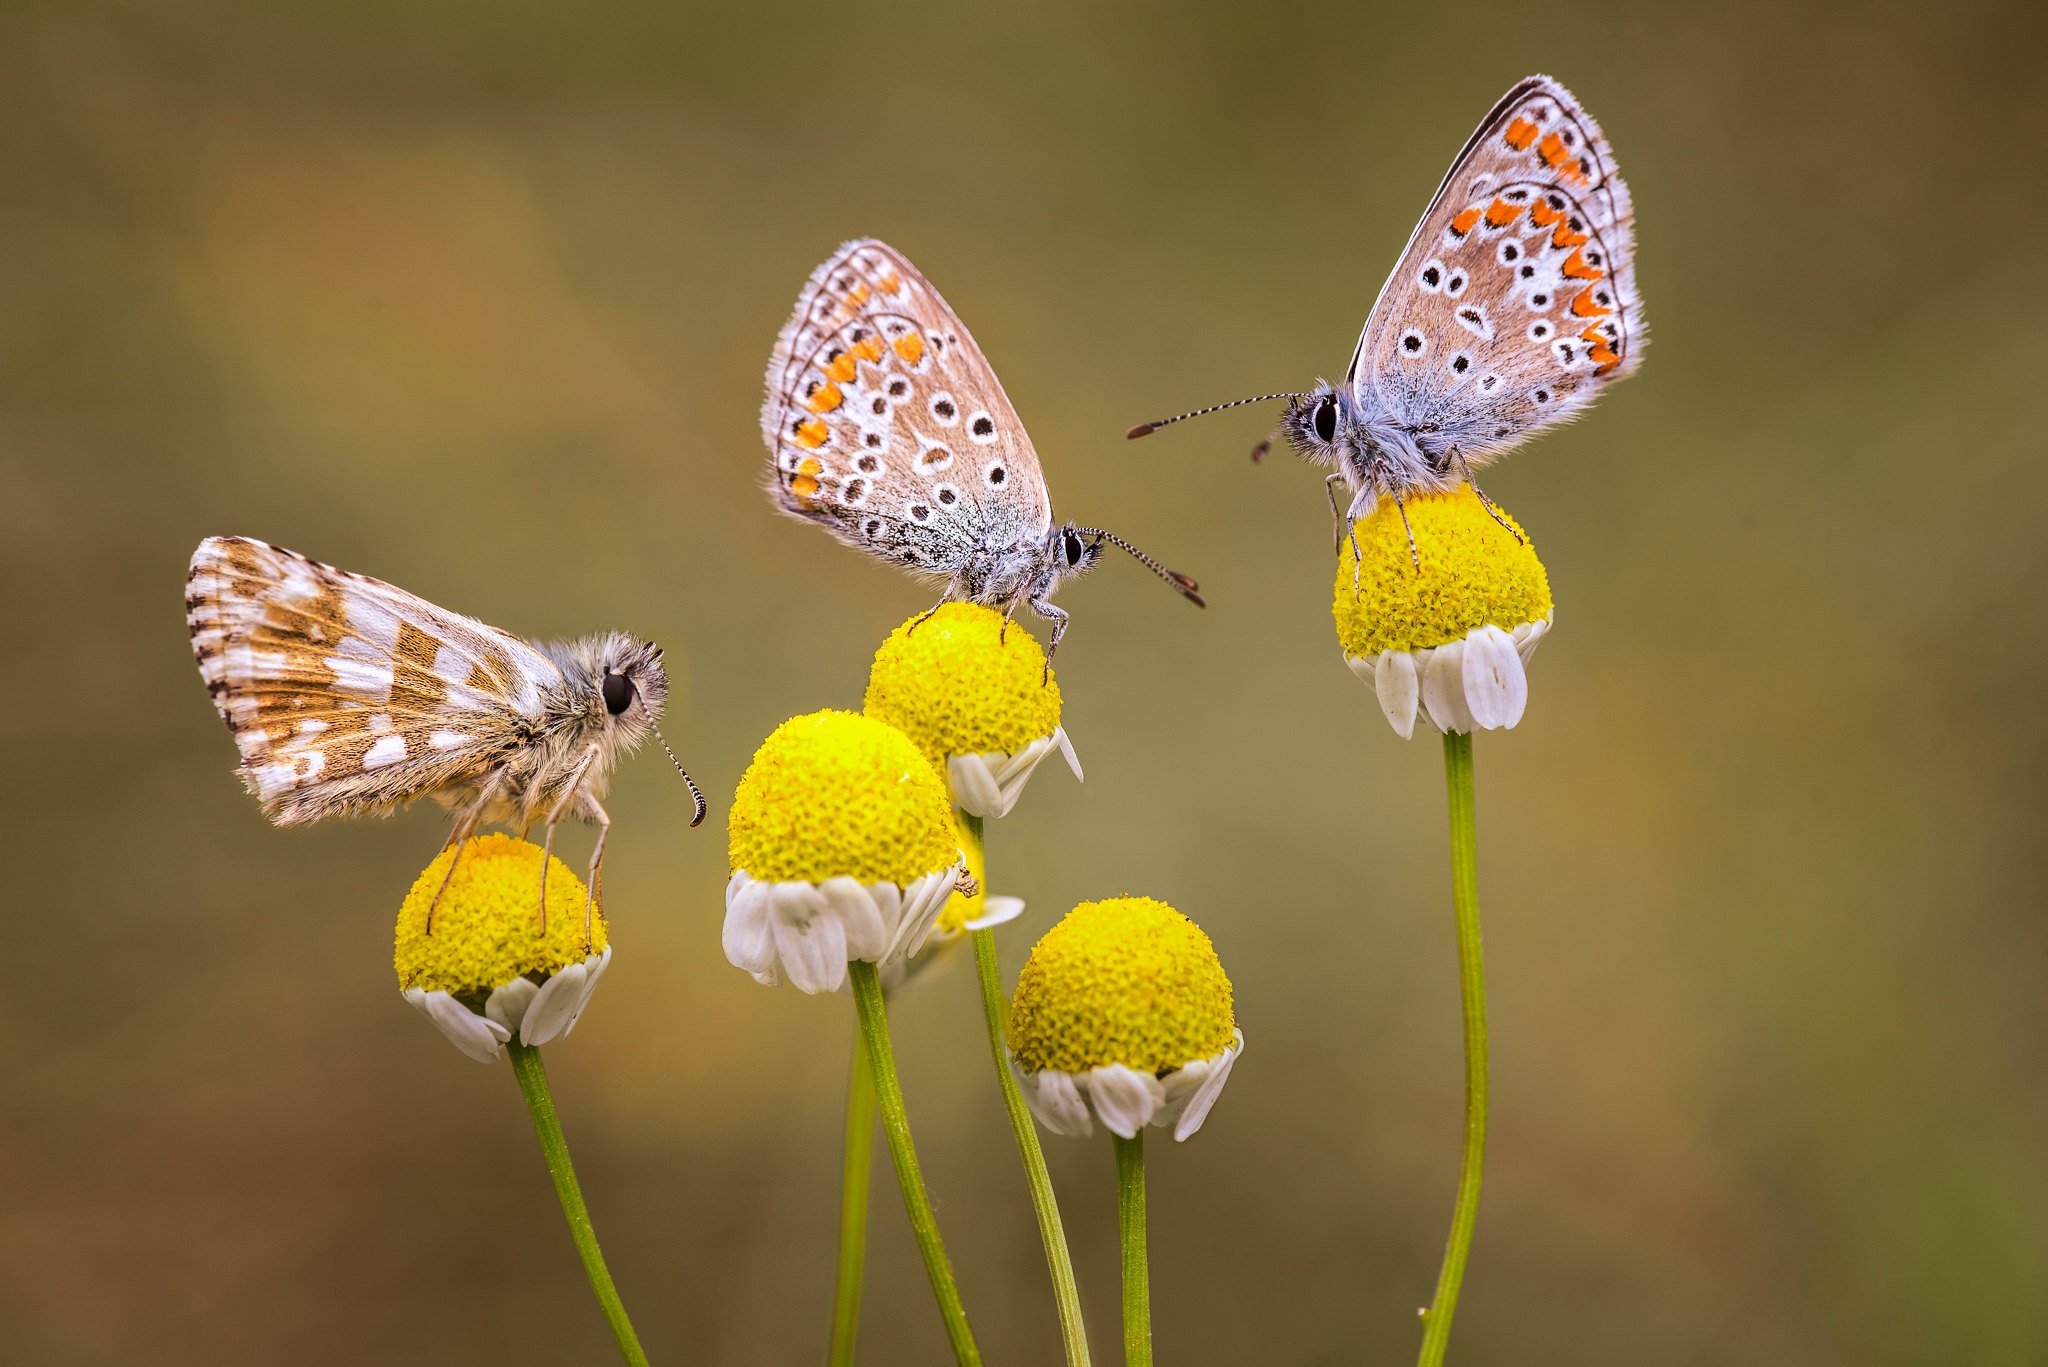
xmin=602 ymin=671 xmax=636 ymax=716
xmin=1062 ymin=529 xmax=1086 ymax=567
xmin=1313 ymin=397 xmax=1338 ymax=444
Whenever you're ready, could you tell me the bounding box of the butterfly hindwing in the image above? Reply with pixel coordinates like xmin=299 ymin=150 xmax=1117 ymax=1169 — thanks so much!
xmin=761 ymin=239 xmax=1052 ymax=581
xmin=1348 ymin=75 xmax=1642 ymax=468
xmin=187 ymin=536 xmax=561 ymax=824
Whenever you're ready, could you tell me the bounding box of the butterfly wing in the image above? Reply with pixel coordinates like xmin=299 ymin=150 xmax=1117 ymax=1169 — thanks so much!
xmin=187 ymin=537 xmax=560 ymax=824
xmin=1348 ymin=75 xmax=1642 ymax=468
xmin=760 ymin=239 xmax=1051 ymax=582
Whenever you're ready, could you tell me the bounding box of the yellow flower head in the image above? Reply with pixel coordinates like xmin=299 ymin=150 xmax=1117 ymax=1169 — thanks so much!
xmin=728 ymin=709 xmax=959 ymax=886
xmin=394 ymin=833 xmax=607 ymax=996
xmin=1334 ymin=483 xmax=1553 ymax=658
xmin=863 ymin=602 xmax=1062 ymax=764
xmin=1008 ymin=897 xmax=1236 ymax=1075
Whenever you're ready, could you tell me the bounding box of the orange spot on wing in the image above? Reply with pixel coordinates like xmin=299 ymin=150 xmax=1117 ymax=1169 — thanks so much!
xmin=1504 ymin=117 xmax=1538 ymax=151
xmin=825 ymin=353 xmax=858 ymax=383
xmin=1568 ymin=289 xmax=1613 ymax=319
xmin=877 ymin=272 xmax=902 ymax=294
xmin=844 ymin=284 xmax=870 ymax=308
xmin=1449 ymin=207 xmax=1483 ymax=236
xmin=794 ymin=419 xmax=829 ymax=448
xmin=1538 ymin=131 xmax=1570 ymax=169
xmin=851 ymin=336 xmax=886 ymax=363
xmin=790 ymin=457 xmax=823 ymax=500
xmin=1551 ymin=219 xmax=1590 ymax=249
xmin=893 ymin=333 xmax=925 ymax=364
xmin=1579 ymin=325 xmax=1622 ymax=373
xmin=807 ymin=382 xmax=843 ymax=413
xmin=1484 ymin=197 xmax=1521 ymax=228
xmin=1559 ymin=247 xmax=1604 ymax=280
xmin=1528 ymin=199 xmax=1562 ymax=227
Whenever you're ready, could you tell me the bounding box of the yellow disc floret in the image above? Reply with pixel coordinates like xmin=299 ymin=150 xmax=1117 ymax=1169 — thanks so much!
xmin=863 ymin=602 xmax=1061 ymax=764
xmin=1008 ymin=897 xmax=1235 ymax=1075
xmin=729 ymin=709 xmax=960 ymax=886
xmin=394 ymin=833 xmax=607 ymax=996
xmin=1333 ymin=483 xmax=1552 ymax=657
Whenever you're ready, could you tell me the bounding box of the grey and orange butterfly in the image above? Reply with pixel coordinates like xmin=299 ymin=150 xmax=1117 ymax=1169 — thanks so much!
xmin=1130 ymin=75 xmax=1641 ymax=530
xmin=186 ymin=536 xmax=703 ymax=927
xmin=761 ymin=238 xmax=1203 ymax=664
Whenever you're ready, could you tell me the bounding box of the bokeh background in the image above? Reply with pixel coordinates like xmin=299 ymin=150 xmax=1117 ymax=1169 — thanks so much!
xmin=6 ymin=1 xmax=2047 ymax=1362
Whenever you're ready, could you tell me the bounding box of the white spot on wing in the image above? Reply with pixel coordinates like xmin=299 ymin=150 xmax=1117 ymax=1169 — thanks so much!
xmin=363 ymin=735 xmax=408 ymax=768
xmin=429 ymin=730 xmax=470 ymax=750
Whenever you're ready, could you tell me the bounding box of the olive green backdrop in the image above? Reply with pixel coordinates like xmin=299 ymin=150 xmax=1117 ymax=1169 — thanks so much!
xmin=5 ymin=1 xmax=2046 ymax=1362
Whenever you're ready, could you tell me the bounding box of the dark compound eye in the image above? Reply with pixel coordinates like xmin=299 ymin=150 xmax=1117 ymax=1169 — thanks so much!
xmin=1062 ymin=529 xmax=1086 ymax=567
xmin=1313 ymin=397 xmax=1338 ymax=444
xmin=602 ymin=671 xmax=635 ymax=716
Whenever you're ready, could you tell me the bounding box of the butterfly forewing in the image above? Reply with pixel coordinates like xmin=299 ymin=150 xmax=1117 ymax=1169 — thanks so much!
xmin=760 ymin=239 xmax=1051 ymax=580
xmin=1348 ymin=75 xmax=1641 ymax=466
xmin=187 ymin=537 xmax=560 ymax=824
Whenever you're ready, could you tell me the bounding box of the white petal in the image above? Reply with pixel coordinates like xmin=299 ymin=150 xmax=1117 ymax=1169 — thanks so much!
xmin=1421 ymin=640 xmax=1478 ymax=734
xmin=1514 ymin=615 xmax=1551 ymax=664
xmin=893 ymin=867 xmax=959 ymax=960
xmin=1173 ymin=1031 xmax=1243 ymax=1141
xmin=821 ymin=877 xmax=889 ymax=963
xmin=721 ymin=873 xmax=777 ymax=978
xmin=1085 ymin=1065 xmax=1166 ymax=1139
xmin=1461 ymin=625 xmax=1526 ymax=730
xmin=559 ymin=945 xmax=612 ymax=1037
xmin=1054 ymin=726 xmax=1083 ymax=782
xmin=484 ymin=976 xmax=539 ymax=1036
xmin=770 ymin=882 xmax=847 ymax=995
xmin=1345 ymin=653 xmax=1378 ymax=688
xmin=1373 ymin=651 xmax=1420 ymax=739
xmin=964 ymin=895 xmax=1025 ymax=930
xmin=1015 ymin=1060 xmax=1094 ymax=1138
xmin=868 ymin=881 xmax=905 ymax=949
xmin=520 ymin=960 xmax=589 ymax=1045
xmin=947 ymin=754 xmax=1007 ymax=818
xmin=412 ymin=989 xmax=510 ymax=1063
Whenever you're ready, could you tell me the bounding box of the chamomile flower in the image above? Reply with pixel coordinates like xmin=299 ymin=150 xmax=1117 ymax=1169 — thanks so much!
xmin=1335 ymin=483 xmax=1554 ymax=738
xmin=1007 ymin=897 xmax=1243 ymax=1142
xmin=723 ymin=710 xmax=972 ymax=995
xmin=863 ymin=602 xmax=1082 ymax=820
xmin=394 ymin=833 xmax=612 ymax=1064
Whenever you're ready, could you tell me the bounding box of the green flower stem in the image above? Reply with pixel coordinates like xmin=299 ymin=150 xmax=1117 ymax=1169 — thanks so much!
xmin=1113 ymin=1130 xmax=1151 ymax=1367
xmin=506 ymin=1042 xmax=650 ymax=1367
xmin=1417 ymin=730 xmax=1488 ymax=1367
xmin=829 ymin=1038 xmax=878 ymax=1367
xmin=961 ymin=812 xmax=1093 ymax=1367
xmin=848 ymin=959 xmax=982 ymax=1366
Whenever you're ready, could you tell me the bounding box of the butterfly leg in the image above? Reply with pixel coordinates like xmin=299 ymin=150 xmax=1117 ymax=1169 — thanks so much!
xmin=1390 ymin=488 xmax=1421 ymax=572
xmin=1454 ymin=449 xmax=1524 ymax=544
xmin=909 ymin=568 xmax=967 ymax=635
xmin=427 ymin=777 xmax=504 ymax=934
xmin=537 ymin=745 xmax=602 ymax=933
xmin=581 ymin=798 xmax=611 ymax=952
xmin=1029 ymin=597 xmax=1070 ymax=684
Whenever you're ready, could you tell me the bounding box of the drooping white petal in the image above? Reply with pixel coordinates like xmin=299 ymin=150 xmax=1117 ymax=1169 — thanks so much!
xmin=1054 ymin=726 xmax=1083 ymax=783
xmin=1084 ymin=1064 xmax=1166 ymax=1139
xmin=408 ymin=988 xmax=510 ymax=1063
xmin=484 ymin=976 xmax=539 ymax=1036
xmin=1014 ymin=1060 xmax=1094 ymax=1137
xmin=1346 ymin=653 xmax=1378 ymax=689
xmin=964 ymin=895 xmax=1026 ymax=931
xmin=721 ymin=873 xmax=778 ymax=978
xmin=1513 ymin=615 xmax=1551 ymax=664
xmin=892 ymin=866 xmax=960 ymax=961
xmin=1462 ymin=624 xmax=1527 ymax=730
xmin=520 ymin=960 xmax=590 ymax=1045
xmin=1172 ymin=1031 xmax=1243 ymax=1141
xmin=820 ymin=876 xmax=889 ymax=962
xmin=1374 ymin=650 xmax=1421 ymax=739
xmin=558 ymin=945 xmax=612 ymax=1038
xmin=947 ymin=753 xmax=1007 ymax=818
xmin=770 ymin=882 xmax=848 ymax=995
xmin=1421 ymin=640 xmax=1478 ymax=734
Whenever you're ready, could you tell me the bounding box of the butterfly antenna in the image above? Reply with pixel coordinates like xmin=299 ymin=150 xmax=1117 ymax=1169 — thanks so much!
xmin=652 ymin=723 xmax=708 ymax=827
xmin=1125 ymin=393 xmax=1305 ymax=439
xmin=1076 ymin=528 xmax=1206 ymax=608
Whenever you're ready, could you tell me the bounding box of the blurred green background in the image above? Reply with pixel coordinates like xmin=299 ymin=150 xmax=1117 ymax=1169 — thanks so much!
xmin=6 ymin=1 xmax=2047 ymax=1362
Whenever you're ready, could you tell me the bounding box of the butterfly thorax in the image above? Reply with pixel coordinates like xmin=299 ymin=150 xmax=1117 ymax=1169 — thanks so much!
xmin=1282 ymin=383 xmax=1462 ymax=503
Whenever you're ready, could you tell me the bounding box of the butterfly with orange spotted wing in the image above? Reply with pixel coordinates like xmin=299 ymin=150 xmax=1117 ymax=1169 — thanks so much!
xmin=1129 ymin=75 xmax=1642 ymax=544
xmin=762 ymin=239 xmax=1204 ymax=666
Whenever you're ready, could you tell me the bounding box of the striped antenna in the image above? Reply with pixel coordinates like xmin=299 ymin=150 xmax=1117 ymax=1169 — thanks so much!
xmin=1125 ymin=392 xmax=1305 ymax=439
xmin=653 ymin=722 xmax=708 ymax=827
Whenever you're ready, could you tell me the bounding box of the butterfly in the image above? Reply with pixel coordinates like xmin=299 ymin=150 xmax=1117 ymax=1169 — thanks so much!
xmin=761 ymin=238 xmax=1204 ymax=665
xmin=1128 ymin=75 xmax=1641 ymax=548
xmin=186 ymin=536 xmax=705 ymax=932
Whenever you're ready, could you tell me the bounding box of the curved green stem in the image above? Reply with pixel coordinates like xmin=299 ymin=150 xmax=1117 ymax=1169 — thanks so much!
xmin=1114 ymin=1131 xmax=1151 ymax=1367
xmin=961 ymin=813 xmax=1092 ymax=1367
xmin=506 ymin=1043 xmax=650 ymax=1367
xmin=829 ymin=1038 xmax=877 ymax=1367
xmin=1416 ymin=730 xmax=1488 ymax=1367
xmin=848 ymin=959 xmax=982 ymax=1366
